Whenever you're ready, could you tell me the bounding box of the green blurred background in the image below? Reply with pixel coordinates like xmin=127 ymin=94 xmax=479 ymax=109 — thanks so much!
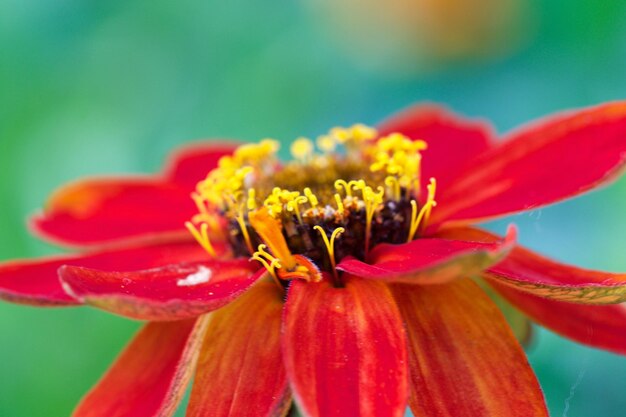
xmin=1 ymin=1 xmax=625 ymax=416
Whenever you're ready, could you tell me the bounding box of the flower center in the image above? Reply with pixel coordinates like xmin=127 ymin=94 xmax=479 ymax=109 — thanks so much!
xmin=186 ymin=125 xmax=437 ymax=286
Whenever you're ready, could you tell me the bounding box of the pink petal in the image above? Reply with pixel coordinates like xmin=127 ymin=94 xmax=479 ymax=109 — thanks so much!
xmin=492 ymin=281 xmax=626 ymax=355
xmin=283 ymin=277 xmax=408 ymax=417
xmin=164 ymin=142 xmax=239 ymax=187
xmin=0 ymin=241 xmax=213 ymax=306
xmin=377 ymin=103 xmax=495 ymax=188
xmin=73 ymin=317 xmax=209 ymax=417
xmin=393 ymin=279 xmax=548 ymax=416
xmin=430 ymin=102 xmax=626 ymax=227
xmin=30 ymin=177 xmax=196 ymax=247
xmin=187 ymin=279 xmax=290 ymax=417
xmin=337 ymin=225 xmax=516 ymax=284
xmin=59 ymin=259 xmax=264 ymax=321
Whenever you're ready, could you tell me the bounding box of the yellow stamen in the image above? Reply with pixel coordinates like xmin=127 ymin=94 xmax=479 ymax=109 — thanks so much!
xmin=191 ymin=192 xmax=209 ymax=217
xmin=314 ymin=225 xmax=345 ymax=283
xmin=334 ymin=193 xmax=345 ymax=213
xmin=248 ymin=207 xmax=297 ymax=270
xmin=354 ymin=183 xmax=384 ymax=257
xmin=234 ymin=207 xmax=254 ymax=255
xmin=287 ymin=195 xmax=308 ymax=224
xmin=334 ymin=179 xmax=353 ymax=197
xmin=250 ymin=225 xmax=321 ymax=284
xmin=185 ymin=221 xmax=216 ymax=257
xmin=247 ymin=188 xmax=257 ymax=211
xmin=407 ymin=177 xmax=437 ymax=241
xmin=384 ymin=176 xmax=401 ymax=201
xmin=250 ymin=244 xmax=282 ymax=286
xmin=304 ymin=187 xmax=318 ymax=208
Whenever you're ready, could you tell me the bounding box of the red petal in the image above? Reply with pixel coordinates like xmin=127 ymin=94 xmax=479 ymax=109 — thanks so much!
xmin=393 ymin=279 xmax=548 ymax=417
xmin=337 ymin=225 xmax=516 ymax=284
xmin=73 ymin=317 xmax=209 ymax=417
xmin=479 ymin=279 xmax=534 ymax=346
xmin=59 ymin=259 xmax=264 ymax=321
xmin=487 ymin=247 xmax=626 ymax=304
xmin=31 ymin=177 xmax=196 ymax=247
xmin=492 ymin=282 xmax=626 ymax=355
xmin=164 ymin=142 xmax=239 ymax=187
xmin=187 ymin=279 xmax=290 ymax=417
xmin=377 ymin=104 xmax=495 ymax=188
xmin=283 ymin=277 xmax=408 ymax=417
xmin=430 ymin=102 xmax=626 ymax=227
xmin=0 ymin=241 xmax=213 ymax=306
xmin=440 ymin=226 xmax=626 ymax=304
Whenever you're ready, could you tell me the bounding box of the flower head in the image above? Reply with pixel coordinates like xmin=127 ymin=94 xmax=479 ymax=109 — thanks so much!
xmin=2 ymin=103 xmax=626 ymax=417
xmin=189 ymin=125 xmax=436 ymax=287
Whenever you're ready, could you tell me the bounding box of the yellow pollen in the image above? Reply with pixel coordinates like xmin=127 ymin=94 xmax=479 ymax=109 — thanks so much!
xmin=316 ymin=134 xmax=336 ymax=153
xmin=234 ymin=139 xmax=279 ymax=164
xmin=349 ymin=124 xmax=378 ymax=142
xmin=185 ymin=221 xmax=216 ymax=257
xmin=290 ymin=137 xmax=314 ymax=162
xmin=407 ymin=177 xmax=438 ymax=242
xmin=368 ymin=133 xmax=427 ymax=197
xmin=329 ymin=127 xmax=351 ymax=143
xmin=314 ymin=226 xmax=345 ymax=283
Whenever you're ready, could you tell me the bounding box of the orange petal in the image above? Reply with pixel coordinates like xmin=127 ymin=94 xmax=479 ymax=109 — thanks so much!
xmin=73 ymin=317 xmax=209 ymax=417
xmin=187 ymin=279 xmax=290 ymax=417
xmin=283 ymin=277 xmax=408 ymax=417
xmin=393 ymin=279 xmax=548 ymax=417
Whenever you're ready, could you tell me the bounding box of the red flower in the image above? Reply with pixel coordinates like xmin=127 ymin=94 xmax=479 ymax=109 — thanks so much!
xmin=2 ymin=103 xmax=626 ymax=417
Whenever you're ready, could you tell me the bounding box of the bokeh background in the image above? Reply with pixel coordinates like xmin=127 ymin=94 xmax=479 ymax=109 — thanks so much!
xmin=1 ymin=1 xmax=625 ymax=416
